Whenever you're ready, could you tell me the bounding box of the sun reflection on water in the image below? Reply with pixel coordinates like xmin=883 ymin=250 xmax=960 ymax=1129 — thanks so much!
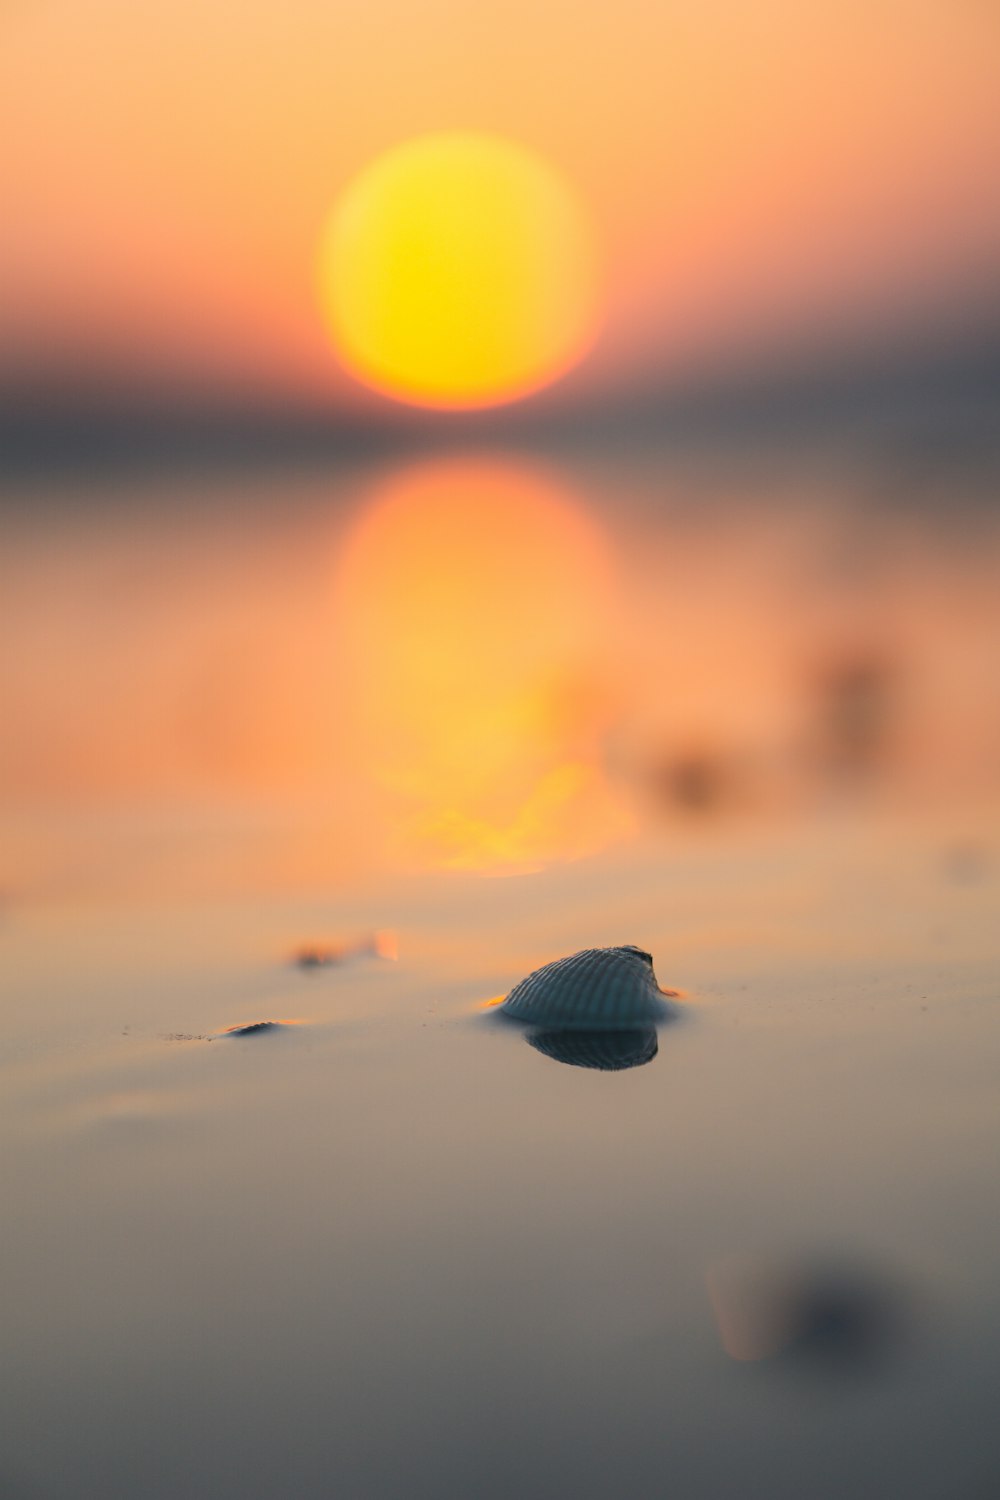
xmin=333 ymin=457 xmax=631 ymax=872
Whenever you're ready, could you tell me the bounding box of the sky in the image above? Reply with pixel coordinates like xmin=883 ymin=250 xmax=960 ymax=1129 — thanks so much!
xmin=1 ymin=0 xmax=998 ymax=422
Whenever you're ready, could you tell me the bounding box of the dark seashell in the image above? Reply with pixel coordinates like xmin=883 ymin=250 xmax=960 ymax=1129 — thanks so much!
xmin=222 ymin=1021 xmax=287 ymax=1037
xmin=528 ymin=1027 xmax=658 ymax=1071
xmin=500 ymin=945 xmax=671 ymax=1029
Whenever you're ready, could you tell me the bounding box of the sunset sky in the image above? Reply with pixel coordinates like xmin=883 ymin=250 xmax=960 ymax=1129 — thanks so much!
xmin=2 ymin=1 xmax=998 ymax=420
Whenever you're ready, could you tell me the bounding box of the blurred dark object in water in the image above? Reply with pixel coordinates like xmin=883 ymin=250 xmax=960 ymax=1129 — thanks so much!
xmin=641 ymin=744 xmax=758 ymax=821
xmin=941 ymin=841 xmax=990 ymax=885
xmin=785 ymin=1268 xmax=906 ymax=1371
xmin=292 ymin=929 xmax=397 ymax=970
xmin=527 ymin=1026 xmax=658 ymax=1071
xmin=661 ymin=750 xmax=728 ymax=814
xmin=293 ymin=945 xmax=343 ymax=970
xmin=707 ymin=1252 xmax=910 ymax=1376
xmin=807 ymin=650 xmax=896 ymax=784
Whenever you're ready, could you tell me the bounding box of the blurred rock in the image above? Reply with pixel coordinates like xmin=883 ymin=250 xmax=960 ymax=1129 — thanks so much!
xmin=291 ymin=929 xmax=397 ymax=969
xmin=292 ymin=945 xmax=343 ymax=970
xmin=643 ymin=745 xmax=753 ymax=819
xmin=941 ymin=841 xmax=990 ymax=885
xmin=707 ymin=1252 xmax=911 ymax=1376
xmin=808 ymin=650 xmax=896 ymax=783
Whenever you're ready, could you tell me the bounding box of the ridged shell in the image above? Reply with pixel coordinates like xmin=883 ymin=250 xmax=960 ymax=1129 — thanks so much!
xmin=499 ymin=945 xmax=670 ymax=1029
xmin=221 ymin=1020 xmax=288 ymax=1037
xmin=528 ymin=1027 xmax=658 ymax=1072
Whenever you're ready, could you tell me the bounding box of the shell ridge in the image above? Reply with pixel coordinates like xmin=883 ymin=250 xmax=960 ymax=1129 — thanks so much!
xmin=499 ymin=945 xmax=671 ymax=1029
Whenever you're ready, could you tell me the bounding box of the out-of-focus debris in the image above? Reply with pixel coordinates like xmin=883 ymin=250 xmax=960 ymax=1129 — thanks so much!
xmin=636 ymin=739 xmax=764 ymax=822
xmin=292 ymin=945 xmax=344 ymax=970
xmin=707 ymin=1251 xmax=911 ymax=1375
xmin=651 ymin=748 xmax=734 ymax=815
xmin=941 ymin=841 xmax=989 ymax=885
xmin=368 ymin=928 xmax=399 ymax=961
xmin=291 ymin=929 xmax=398 ymax=971
xmin=807 ymin=650 xmax=896 ymax=782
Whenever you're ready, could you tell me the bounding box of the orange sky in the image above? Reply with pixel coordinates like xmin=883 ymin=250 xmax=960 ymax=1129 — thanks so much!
xmin=1 ymin=0 xmax=998 ymax=415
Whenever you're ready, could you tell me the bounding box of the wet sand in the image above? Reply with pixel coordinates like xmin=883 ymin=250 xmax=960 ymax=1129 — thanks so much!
xmin=2 ymin=447 xmax=999 ymax=1497
xmin=3 ymin=813 xmax=999 ymax=1500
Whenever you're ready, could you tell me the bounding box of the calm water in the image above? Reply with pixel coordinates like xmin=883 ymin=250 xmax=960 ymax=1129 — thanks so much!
xmin=3 ymin=442 xmax=999 ymax=1498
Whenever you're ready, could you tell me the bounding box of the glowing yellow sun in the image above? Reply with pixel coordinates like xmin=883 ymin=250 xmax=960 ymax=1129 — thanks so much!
xmin=319 ymin=132 xmax=600 ymax=409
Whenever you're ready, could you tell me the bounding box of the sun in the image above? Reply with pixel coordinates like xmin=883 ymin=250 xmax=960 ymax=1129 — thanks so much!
xmin=318 ymin=132 xmax=600 ymax=410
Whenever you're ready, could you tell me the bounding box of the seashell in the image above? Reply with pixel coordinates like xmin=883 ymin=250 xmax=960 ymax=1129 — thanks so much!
xmin=528 ymin=1026 xmax=658 ymax=1072
xmin=499 ymin=945 xmax=672 ymax=1030
xmin=221 ymin=1020 xmax=290 ymax=1037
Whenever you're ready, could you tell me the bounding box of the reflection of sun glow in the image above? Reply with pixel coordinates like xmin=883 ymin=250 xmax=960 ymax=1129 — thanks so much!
xmin=319 ymin=133 xmax=600 ymax=409
xmin=335 ymin=459 xmax=629 ymax=871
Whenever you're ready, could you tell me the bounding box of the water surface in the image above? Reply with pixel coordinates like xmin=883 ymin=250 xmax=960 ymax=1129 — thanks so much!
xmin=3 ymin=443 xmax=999 ymax=1498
